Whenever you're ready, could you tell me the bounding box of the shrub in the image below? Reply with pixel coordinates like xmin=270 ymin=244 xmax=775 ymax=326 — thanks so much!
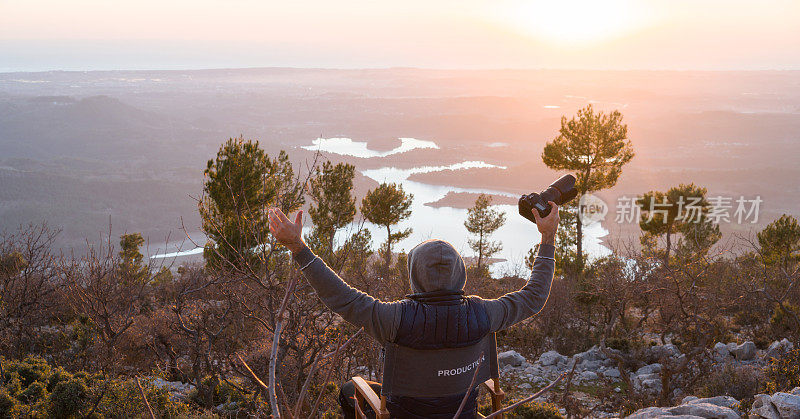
xmin=99 ymin=379 xmax=189 ymax=418
xmin=49 ymin=378 xmax=90 ymax=417
xmin=698 ymin=363 xmax=763 ymax=401
xmin=19 ymin=380 xmax=47 ymax=404
xmin=0 ymin=388 xmax=19 ymax=417
xmin=0 ymin=357 xmax=195 ymax=418
xmin=10 ymin=356 xmax=51 ymax=388
xmin=763 ymin=347 xmax=800 ymax=394
xmin=479 ymin=400 xmax=564 ymax=419
xmin=46 ymin=367 xmax=72 ymax=392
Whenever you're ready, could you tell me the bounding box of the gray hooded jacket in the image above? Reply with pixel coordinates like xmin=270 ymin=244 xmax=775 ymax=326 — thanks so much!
xmin=293 ymin=239 xmax=555 ymax=344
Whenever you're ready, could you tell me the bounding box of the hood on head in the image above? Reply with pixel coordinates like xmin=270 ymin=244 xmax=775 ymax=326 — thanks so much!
xmin=407 ymin=239 xmax=466 ymax=293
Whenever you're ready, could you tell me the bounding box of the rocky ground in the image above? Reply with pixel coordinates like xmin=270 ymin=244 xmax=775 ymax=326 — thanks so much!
xmin=496 ymin=338 xmax=796 ymax=418
xmin=144 ymin=339 xmax=798 ymax=417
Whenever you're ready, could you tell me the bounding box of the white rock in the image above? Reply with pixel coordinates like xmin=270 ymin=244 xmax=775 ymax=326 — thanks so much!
xmin=770 ymin=392 xmax=800 ymax=419
xmin=766 ymin=339 xmax=795 ymax=360
xmin=648 ymin=343 xmax=681 ymax=360
xmin=498 ymin=350 xmax=526 ymax=368
xmin=603 ymin=368 xmax=621 ymax=379
xmin=641 ymin=378 xmax=662 ymax=390
xmin=538 ymin=350 xmax=567 ymax=366
xmin=682 ymin=396 xmax=700 ymax=404
xmin=792 ymin=387 xmax=800 ymax=396
xmin=579 ymin=359 xmax=603 ymax=371
xmin=636 ymin=363 xmax=662 ymax=376
xmin=731 ymin=341 xmax=757 ymax=361
xmin=713 ymin=342 xmax=730 ymax=361
xmin=519 ymin=382 xmax=532 ymax=390
xmin=580 ymin=371 xmax=599 ymax=381
xmin=626 ymin=406 xmax=671 ymax=418
xmin=667 ymin=402 xmax=740 ymax=419
xmin=751 ymin=394 xmax=781 ymax=419
xmin=685 ymin=396 xmax=739 ymax=410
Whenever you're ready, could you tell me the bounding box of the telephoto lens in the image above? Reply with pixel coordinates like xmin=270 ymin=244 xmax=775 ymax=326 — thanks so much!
xmin=518 ymin=174 xmax=578 ymax=223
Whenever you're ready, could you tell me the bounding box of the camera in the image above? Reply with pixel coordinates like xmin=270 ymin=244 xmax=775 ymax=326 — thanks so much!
xmin=518 ymin=174 xmax=578 ymax=223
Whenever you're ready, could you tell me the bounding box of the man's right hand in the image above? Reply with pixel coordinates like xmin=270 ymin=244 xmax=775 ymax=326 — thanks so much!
xmin=532 ymin=201 xmax=559 ymax=245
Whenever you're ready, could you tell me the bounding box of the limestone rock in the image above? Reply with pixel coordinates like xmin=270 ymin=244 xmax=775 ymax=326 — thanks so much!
xmin=766 ymin=339 xmax=795 ymax=360
xmin=636 ymin=363 xmax=662 ymax=376
xmin=498 ymin=350 xmax=526 ymax=368
xmin=684 ymin=395 xmax=739 ymax=410
xmin=771 ymin=392 xmax=800 ymax=419
xmin=682 ymin=396 xmax=699 ymax=404
xmin=751 ymin=394 xmax=780 ymax=419
xmin=580 ymin=371 xmax=599 ymax=381
xmin=731 ymin=341 xmax=756 ymax=361
xmin=648 ymin=343 xmax=682 ymax=360
xmin=667 ymin=402 xmax=740 ymax=419
xmin=713 ymin=342 xmax=730 ymax=361
xmin=603 ymin=367 xmax=621 ymax=379
xmin=626 ymin=406 xmax=671 ymax=418
xmin=538 ymin=350 xmax=567 ymax=366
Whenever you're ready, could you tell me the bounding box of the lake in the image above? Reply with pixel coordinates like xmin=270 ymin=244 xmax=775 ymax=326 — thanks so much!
xmin=154 ymin=137 xmax=610 ymax=276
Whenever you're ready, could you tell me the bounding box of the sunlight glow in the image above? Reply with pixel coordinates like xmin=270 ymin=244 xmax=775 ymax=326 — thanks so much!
xmin=500 ymin=0 xmax=655 ymax=45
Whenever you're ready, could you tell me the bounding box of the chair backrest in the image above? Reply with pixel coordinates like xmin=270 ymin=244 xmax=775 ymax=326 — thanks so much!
xmin=380 ymin=332 xmax=499 ymax=397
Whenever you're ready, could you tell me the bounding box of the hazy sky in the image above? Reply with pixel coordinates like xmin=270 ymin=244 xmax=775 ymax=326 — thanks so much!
xmin=2 ymin=0 xmax=800 ymax=71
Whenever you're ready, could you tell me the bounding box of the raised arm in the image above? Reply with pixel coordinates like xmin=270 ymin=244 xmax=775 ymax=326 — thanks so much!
xmin=268 ymin=208 xmax=400 ymax=343
xmin=483 ymin=201 xmax=559 ymax=332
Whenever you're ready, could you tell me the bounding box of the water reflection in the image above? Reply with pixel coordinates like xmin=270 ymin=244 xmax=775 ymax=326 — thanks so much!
xmin=154 ymin=139 xmax=610 ymax=276
xmin=302 ymin=137 xmax=438 ymax=158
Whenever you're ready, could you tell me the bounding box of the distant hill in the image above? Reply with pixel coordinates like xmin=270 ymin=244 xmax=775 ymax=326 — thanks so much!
xmin=1 ymin=68 xmax=798 ymax=253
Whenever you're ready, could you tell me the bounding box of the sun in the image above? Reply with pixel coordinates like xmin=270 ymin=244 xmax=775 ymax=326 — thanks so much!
xmin=498 ymin=0 xmax=654 ymax=46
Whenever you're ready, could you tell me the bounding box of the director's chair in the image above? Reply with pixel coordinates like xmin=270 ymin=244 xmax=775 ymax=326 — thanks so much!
xmin=352 ymin=332 xmax=506 ymax=418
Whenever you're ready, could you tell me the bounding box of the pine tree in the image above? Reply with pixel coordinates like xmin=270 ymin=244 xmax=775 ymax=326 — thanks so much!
xmin=526 ymin=204 xmax=580 ymax=277
xmin=758 ymin=214 xmax=800 ymax=270
xmin=361 ymin=182 xmax=414 ymax=267
xmin=118 ymin=233 xmax=148 ymax=285
xmin=464 ymin=194 xmax=506 ymax=274
xmin=542 ymin=104 xmax=634 ymax=269
xmin=200 ymin=137 xmax=302 ymax=271
xmin=637 ymin=183 xmax=720 ymax=266
xmin=307 ymin=161 xmax=356 ymax=261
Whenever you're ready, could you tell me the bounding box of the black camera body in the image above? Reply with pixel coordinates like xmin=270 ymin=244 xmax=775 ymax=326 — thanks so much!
xmin=518 ymin=174 xmax=578 ymax=223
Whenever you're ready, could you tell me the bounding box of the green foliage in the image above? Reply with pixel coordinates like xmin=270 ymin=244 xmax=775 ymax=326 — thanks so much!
xmin=49 ymin=377 xmax=90 ymax=417
xmin=763 ymin=347 xmax=800 ymax=394
xmin=526 ymin=203 xmax=582 ymax=277
xmin=771 ymin=302 xmax=800 ymax=336
xmin=465 ymin=194 xmax=506 ymax=273
xmin=118 ymin=233 xmax=148 ymax=285
xmin=0 ymin=387 xmax=17 ymax=417
xmin=698 ymin=363 xmax=763 ymax=401
xmin=542 ymin=104 xmax=634 ymax=266
xmin=307 ymin=161 xmax=357 ymax=259
xmin=637 ymin=183 xmax=720 ymax=265
xmin=0 ymin=250 xmax=27 ymax=278
xmin=479 ymin=400 xmax=564 ymax=419
xmin=337 ymin=229 xmax=375 ymax=284
xmin=9 ymin=356 xmax=51 ymax=388
xmin=19 ymin=380 xmax=46 ymax=404
xmin=758 ymin=214 xmax=800 ymax=269
xmin=200 ymin=137 xmax=302 ymax=270
xmin=361 ymin=182 xmax=413 ymax=266
xmin=190 ymin=375 xmax=247 ymax=409
xmin=0 ymin=357 xmax=190 ymax=418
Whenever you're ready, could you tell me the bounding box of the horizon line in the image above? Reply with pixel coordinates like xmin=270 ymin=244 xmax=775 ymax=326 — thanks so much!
xmin=3 ymin=65 xmax=800 ymax=75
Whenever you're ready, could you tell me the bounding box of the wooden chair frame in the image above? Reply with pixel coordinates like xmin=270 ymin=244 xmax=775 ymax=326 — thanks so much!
xmin=351 ymin=374 xmax=505 ymax=418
